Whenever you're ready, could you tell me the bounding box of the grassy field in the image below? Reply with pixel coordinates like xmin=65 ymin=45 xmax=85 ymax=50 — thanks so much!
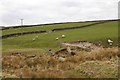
xmin=2 ymin=22 xmax=96 ymax=35
xmin=2 ymin=20 xmax=118 ymax=53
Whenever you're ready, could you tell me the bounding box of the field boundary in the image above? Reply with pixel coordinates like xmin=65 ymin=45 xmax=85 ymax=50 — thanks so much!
xmin=52 ymin=20 xmax=109 ymax=31
xmin=1 ymin=20 xmax=117 ymax=39
xmin=1 ymin=19 xmax=118 ymax=30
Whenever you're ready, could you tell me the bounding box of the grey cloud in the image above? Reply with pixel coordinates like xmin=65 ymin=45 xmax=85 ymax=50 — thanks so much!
xmin=0 ymin=0 xmax=119 ymax=26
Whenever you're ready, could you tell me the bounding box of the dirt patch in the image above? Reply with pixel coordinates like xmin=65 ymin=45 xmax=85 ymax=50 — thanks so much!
xmin=54 ymin=41 xmax=103 ymax=57
xmin=62 ymin=41 xmax=102 ymax=51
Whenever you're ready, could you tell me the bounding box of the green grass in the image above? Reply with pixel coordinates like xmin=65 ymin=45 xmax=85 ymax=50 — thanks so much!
xmin=2 ymin=20 xmax=118 ymax=53
xmin=2 ymin=22 xmax=96 ymax=35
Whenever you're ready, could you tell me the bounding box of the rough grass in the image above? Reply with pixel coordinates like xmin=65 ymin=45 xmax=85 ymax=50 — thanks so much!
xmin=2 ymin=47 xmax=119 ymax=78
xmin=66 ymin=47 xmax=119 ymax=62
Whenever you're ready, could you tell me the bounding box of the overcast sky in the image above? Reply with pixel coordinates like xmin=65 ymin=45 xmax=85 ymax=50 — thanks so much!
xmin=0 ymin=0 xmax=119 ymax=26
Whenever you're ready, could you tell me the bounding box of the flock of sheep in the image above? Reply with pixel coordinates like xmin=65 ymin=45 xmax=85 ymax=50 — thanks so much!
xmin=56 ymin=35 xmax=66 ymax=40
xmin=3 ymin=35 xmax=115 ymax=78
xmin=32 ymin=35 xmax=113 ymax=48
xmin=31 ymin=33 xmax=114 ymax=62
xmin=32 ymin=34 xmax=66 ymax=41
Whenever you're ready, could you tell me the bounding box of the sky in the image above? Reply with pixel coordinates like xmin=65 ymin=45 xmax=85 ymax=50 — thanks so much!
xmin=0 ymin=0 xmax=119 ymax=26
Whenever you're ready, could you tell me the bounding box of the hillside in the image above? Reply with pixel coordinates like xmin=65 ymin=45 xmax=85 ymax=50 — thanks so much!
xmin=1 ymin=19 xmax=119 ymax=78
xmin=2 ymin=20 xmax=118 ymax=52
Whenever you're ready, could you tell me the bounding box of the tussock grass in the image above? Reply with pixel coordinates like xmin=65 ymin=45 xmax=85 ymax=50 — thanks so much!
xmin=2 ymin=47 xmax=119 ymax=78
xmin=67 ymin=47 xmax=119 ymax=62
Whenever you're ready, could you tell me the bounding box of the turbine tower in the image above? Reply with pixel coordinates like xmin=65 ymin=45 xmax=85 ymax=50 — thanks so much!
xmin=20 ymin=19 xmax=24 ymax=26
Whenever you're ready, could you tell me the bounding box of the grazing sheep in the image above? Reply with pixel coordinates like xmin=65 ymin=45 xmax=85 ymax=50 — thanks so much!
xmin=108 ymin=39 xmax=113 ymax=43
xmin=61 ymin=35 xmax=65 ymax=38
xmin=56 ymin=37 xmax=59 ymax=40
xmin=36 ymin=36 xmax=38 ymax=38
xmin=108 ymin=39 xmax=113 ymax=47
xmin=32 ymin=36 xmax=39 ymax=41
xmin=32 ymin=38 xmax=36 ymax=41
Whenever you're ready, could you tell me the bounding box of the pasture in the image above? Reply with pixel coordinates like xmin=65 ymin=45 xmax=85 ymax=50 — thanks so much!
xmin=2 ymin=21 xmax=96 ymax=36
xmin=2 ymin=20 xmax=118 ymax=54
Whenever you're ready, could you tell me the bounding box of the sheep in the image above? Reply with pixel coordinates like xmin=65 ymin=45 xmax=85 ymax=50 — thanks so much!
xmin=108 ymin=39 xmax=113 ymax=43
xmin=107 ymin=39 xmax=113 ymax=47
xmin=32 ymin=38 xmax=36 ymax=41
xmin=36 ymin=36 xmax=38 ymax=38
xmin=61 ymin=35 xmax=65 ymax=38
xmin=56 ymin=37 xmax=59 ymax=40
xmin=32 ymin=35 xmax=39 ymax=41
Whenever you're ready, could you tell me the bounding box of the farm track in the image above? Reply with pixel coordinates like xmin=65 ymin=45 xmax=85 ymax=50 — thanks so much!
xmin=1 ymin=20 xmax=117 ymax=39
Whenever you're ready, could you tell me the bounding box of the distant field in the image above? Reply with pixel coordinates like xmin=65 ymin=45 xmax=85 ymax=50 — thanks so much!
xmin=2 ymin=20 xmax=118 ymax=54
xmin=2 ymin=22 xmax=96 ymax=35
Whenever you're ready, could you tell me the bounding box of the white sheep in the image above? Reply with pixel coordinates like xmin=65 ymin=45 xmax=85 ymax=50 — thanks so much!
xmin=56 ymin=37 xmax=59 ymax=40
xmin=32 ymin=38 xmax=36 ymax=41
xmin=61 ymin=35 xmax=65 ymax=38
xmin=32 ymin=36 xmax=39 ymax=41
xmin=36 ymin=36 xmax=38 ymax=39
xmin=108 ymin=39 xmax=113 ymax=43
xmin=108 ymin=39 xmax=113 ymax=46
